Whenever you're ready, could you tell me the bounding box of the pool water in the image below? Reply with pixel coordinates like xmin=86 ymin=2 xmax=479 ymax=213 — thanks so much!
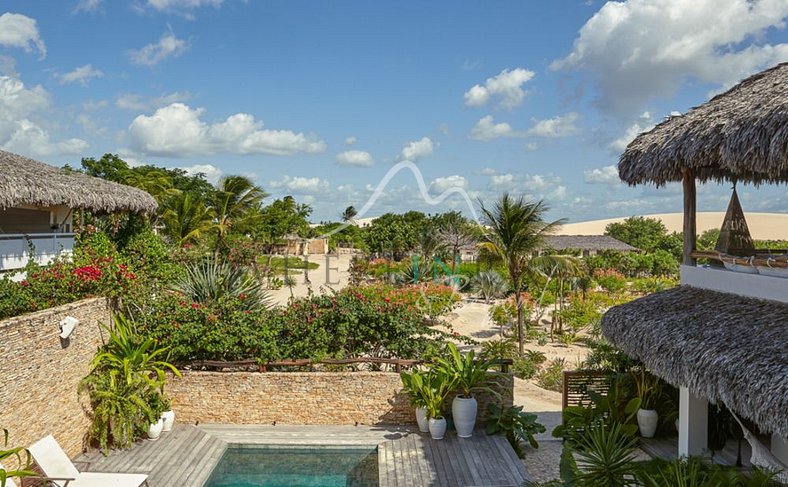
xmin=203 ymin=446 xmax=379 ymax=487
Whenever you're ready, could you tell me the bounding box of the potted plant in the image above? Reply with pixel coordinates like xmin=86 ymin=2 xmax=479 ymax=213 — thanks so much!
xmin=634 ymin=369 xmax=661 ymax=438
xmin=434 ymin=343 xmax=499 ymax=438
xmin=400 ymin=370 xmax=430 ymax=433
xmin=146 ymin=392 xmax=166 ymax=441
xmin=423 ymin=371 xmax=451 ymax=440
xmin=1 ymin=429 xmax=36 ymax=487
xmin=160 ymin=395 xmax=175 ymax=433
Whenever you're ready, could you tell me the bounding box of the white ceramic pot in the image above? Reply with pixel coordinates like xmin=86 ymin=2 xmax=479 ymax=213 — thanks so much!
xmin=637 ymin=409 xmax=659 ymax=438
xmin=428 ymin=417 xmax=447 ymax=440
xmin=148 ymin=418 xmax=164 ymax=440
xmin=452 ymin=396 xmax=478 ymax=438
xmin=415 ymin=407 xmax=429 ymax=433
xmin=161 ymin=410 xmax=175 ymax=432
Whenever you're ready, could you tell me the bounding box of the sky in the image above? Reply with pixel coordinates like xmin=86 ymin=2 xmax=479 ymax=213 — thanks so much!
xmin=1 ymin=0 xmax=787 ymax=223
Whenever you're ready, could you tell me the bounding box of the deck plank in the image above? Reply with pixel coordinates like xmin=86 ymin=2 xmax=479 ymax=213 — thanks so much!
xmin=76 ymin=424 xmax=529 ymax=486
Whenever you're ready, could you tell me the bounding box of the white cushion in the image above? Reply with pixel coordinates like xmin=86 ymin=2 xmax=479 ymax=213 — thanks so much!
xmin=69 ymin=472 xmax=149 ymax=487
xmin=28 ymin=435 xmax=80 ymax=479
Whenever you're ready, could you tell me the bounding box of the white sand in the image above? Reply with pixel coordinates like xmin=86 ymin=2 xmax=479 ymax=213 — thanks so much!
xmin=561 ymin=212 xmax=788 ymax=240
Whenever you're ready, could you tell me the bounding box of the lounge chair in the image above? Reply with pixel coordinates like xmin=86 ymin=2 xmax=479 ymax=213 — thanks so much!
xmin=28 ymin=436 xmax=149 ymax=487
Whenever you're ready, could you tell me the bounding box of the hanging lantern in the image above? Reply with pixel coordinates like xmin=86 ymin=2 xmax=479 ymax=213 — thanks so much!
xmin=715 ymin=184 xmax=755 ymax=257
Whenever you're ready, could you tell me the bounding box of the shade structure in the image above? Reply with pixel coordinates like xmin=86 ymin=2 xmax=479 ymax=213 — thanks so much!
xmin=619 ymin=62 xmax=788 ymax=186
xmin=601 ymin=285 xmax=788 ymax=437
xmin=0 ymin=150 xmax=157 ymax=214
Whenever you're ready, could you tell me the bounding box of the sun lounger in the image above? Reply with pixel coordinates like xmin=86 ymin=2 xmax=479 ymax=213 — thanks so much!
xmin=28 ymin=436 xmax=149 ymax=487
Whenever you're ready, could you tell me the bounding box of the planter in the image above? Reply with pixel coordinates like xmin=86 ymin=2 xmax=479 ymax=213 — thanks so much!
xmin=161 ymin=410 xmax=175 ymax=432
xmin=148 ymin=418 xmax=164 ymax=440
xmin=428 ymin=418 xmax=447 ymax=440
xmin=637 ymin=409 xmax=659 ymax=438
xmin=415 ymin=407 xmax=429 ymax=433
xmin=452 ymin=396 xmax=477 ymax=438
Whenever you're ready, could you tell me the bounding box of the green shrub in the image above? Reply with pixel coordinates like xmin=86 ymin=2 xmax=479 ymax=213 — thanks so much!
xmin=536 ymin=358 xmax=565 ymax=392
xmin=513 ymin=357 xmax=539 ymax=380
xmin=485 ymin=404 xmax=546 ymax=458
xmin=173 ymin=259 xmax=270 ymax=311
xmin=481 ymin=339 xmax=518 ymax=361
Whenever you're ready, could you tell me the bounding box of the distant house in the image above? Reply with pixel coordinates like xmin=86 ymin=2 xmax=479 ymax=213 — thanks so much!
xmin=0 ymin=150 xmax=157 ymax=273
xmin=540 ymin=235 xmax=638 ymax=257
xmin=272 ymin=234 xmax=328 ymax=256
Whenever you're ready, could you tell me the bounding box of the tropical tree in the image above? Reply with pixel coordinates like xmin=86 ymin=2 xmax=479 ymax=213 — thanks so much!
xmin=341 ymin=205 xmax=358 ymax=222
xmin=211 ymin=176 xmax=268 ymax=256
xmin=479 ymin=194 xmax=565 ymax=356
xmin=160 ymin=192 xmax=214 ymax=246
xmin=437 ymin=213 xmax=478 ymax=274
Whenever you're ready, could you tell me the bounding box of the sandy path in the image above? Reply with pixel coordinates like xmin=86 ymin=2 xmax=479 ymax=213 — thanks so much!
xmin=267 ymin=254 xmax=353 ymax=305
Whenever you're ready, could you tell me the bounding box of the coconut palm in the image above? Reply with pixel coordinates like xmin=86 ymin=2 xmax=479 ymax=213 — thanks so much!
xmin=479 ymin=194 xmax=565 ymax=356
xmin=437 ymin=217 xmax=477 ymax=274
xmin=160 ymin=192 xmax=214 ymax=246
xmin=211 ymin=176 xmax=268 ymax=256
xmin=341 ymin=205 xmax=358 ymax=222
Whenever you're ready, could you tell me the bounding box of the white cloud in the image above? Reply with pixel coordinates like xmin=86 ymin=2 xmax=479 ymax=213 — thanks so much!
xmin=0 ymin=75 xmax=88 ymax=156
xmin=143 ymin=0 xmax=224 ymax=12
xmin=525 ymin=142 xmax=538 ymax=151
xmin=336 ymin=150 xmax=373 ymax=167
xmin=551 ymin=185 xmax=568 ymax=200
xmin=430 ymin=175 xmax=468 ymax=193
xmin=0 ymin=13 xmax=46 ymax=57
xmin=463 ymin=68 xmax=535 ymax=109
xmin=180 ymin=163 xmax=223 ymax=184
xmin=477 ymin=167 xmax=497 ymax=176
xmin=584 ymin=165 xmax=622 ymax=186
xmin=608 ymin=112 xmax=654 ymax=153
xmin=488 ymin=173 xmax=517 ymax=191
xmin=269 ymin=175 xmax=329 ymax=193
xmin=58 ymin=64 xmax=104 ymax=86
xmin=116 ymin=91 xmax=191 ymax=111
xmin=129 ymin=103 xmax=326 ymax=157
xmin=344 ymin=136 xmax=357 ymax=146
xmin=469 ymin=115 xmax=520 ymax=141
xmin=398 ymin=136 xmax=433 ymax=161
xmin=486 ymin=171 xmax=563 ymax=200
xmin=129 ymin=31 xmax=189 ymax=66
xmin=552 ymin=0 xmax=788 ymax=117
xmin=526 ymin=113 xmax=580 ymax=138
xmin=74 ymin=0 xmax=103 ymax=12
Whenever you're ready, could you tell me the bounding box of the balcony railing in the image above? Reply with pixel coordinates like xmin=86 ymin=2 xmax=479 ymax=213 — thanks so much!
xmin=0 ymin=233 xmax=75 ymax=272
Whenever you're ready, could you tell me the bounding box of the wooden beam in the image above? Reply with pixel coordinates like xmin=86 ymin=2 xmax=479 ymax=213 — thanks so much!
xmin=682 ymin=168 xmax=697 ymax=266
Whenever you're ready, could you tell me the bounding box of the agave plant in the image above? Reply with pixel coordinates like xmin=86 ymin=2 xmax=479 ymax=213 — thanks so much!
xmin=172 ymin=258 xmax=270 ymax=310
xmin=472 ymin=270 xmax=508 ymax=302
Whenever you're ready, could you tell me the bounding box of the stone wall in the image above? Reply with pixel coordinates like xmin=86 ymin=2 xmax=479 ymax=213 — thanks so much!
xmin=168 ymin=370 xmax=513 ymax=426
xmin=0 ymin=298 xmax=110 ymax=457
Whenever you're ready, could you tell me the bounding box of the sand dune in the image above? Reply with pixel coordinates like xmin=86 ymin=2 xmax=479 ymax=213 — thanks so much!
xmin=561 ymin=212 xmax=788 ymax=240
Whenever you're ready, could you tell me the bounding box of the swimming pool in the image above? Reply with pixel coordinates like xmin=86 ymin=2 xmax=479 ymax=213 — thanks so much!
xmin=203 ymin=445 xmax=379 ymax=487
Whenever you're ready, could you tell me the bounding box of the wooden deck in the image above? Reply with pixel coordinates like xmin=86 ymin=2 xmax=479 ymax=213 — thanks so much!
xmin=640 ymin=435 xmax=752 ymax=468
xmin=78 ymin=424 xmax=530 ymax=486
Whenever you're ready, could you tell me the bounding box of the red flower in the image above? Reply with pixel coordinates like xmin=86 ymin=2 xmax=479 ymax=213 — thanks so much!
xmin=191 ymin=302 xmax=200 ymax=309
xmin=239 ymin=293 xmax=246 ymax=301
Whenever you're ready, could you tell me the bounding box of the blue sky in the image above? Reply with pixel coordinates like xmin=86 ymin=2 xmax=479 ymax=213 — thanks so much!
xmin=1 ymin=0 xmax=787 ymax=223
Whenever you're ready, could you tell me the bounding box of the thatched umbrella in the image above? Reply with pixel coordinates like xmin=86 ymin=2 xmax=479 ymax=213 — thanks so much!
xmin=617 ymin=62 xmax=788 ymax=264
xmin=0 ymin=150 xmax=157 ymax=214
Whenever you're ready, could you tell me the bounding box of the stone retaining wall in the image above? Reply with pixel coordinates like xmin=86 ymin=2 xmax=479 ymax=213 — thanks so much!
xmin=0 ymin=298 xmax=111 ymax=457
xmin=168 ymin=370 xmax=513 ymax=426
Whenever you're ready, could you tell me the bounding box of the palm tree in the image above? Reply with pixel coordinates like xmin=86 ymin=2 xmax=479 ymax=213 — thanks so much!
xmin=479 ymin=194 xmax=565 ymax=356
xmin=160 ymin=192 xmax=214 ymax=246
xmin=211 ymin=176 xmax=268 ymax=256
xmin=341 ymin=205 xmax=358 ymax=222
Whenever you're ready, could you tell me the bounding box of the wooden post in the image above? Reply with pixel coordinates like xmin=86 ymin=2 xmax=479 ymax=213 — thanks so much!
xmin=682 ymin=168 xmax=697 ymax=266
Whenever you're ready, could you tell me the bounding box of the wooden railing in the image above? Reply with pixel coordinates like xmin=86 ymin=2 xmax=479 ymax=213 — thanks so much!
xmin=183 ymin=358 xmax=513 ymax=373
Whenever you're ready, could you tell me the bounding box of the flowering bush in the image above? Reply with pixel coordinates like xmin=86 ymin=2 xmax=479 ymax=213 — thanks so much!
xmin=594 ymin=269 xmax=627 ymax=294
xmin=132 ymin=282 xmax=461 ymax=364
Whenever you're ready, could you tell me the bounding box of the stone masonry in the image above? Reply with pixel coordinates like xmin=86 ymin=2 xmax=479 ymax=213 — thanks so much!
xmin=168 ymin=370 xmax=513 ymax=426
xmin=0 ymin=297 xmax=111 ymax=457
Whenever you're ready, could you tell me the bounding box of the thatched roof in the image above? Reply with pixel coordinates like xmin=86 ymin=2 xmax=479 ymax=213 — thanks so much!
xmin=0 ymin=150 xmax=157 ymax=213
xmin=601 ymin=286 xmax=788 ymax=436
xmin=542 ymin=235 xmax=638 ymax=252
xmin=619 ymin=62 xmax=788 ymax=186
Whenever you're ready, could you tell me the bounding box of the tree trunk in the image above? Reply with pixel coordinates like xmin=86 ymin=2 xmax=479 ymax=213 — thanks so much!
xmin=514 ymin=276 xmax=524 ymax=357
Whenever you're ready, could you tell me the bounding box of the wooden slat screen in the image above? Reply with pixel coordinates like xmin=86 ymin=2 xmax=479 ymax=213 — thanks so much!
xmin=562 ymin=370 xmax=612 ymax=410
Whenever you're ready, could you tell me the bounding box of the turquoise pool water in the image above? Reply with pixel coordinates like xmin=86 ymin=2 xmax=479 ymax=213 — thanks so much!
xmin=203 ymin=446 xmax=379 ymax=487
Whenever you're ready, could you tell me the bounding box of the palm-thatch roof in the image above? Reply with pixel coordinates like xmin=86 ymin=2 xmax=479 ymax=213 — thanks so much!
xmin=601 ymin=286 xmax=788 ymax=436
xmin=0 ymin=150 xmax=157 ymax=213
xmin=619 ymin=62 xmax=788 ymax=186
xmin=542 ymin=235 xmax=638 ymax=252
